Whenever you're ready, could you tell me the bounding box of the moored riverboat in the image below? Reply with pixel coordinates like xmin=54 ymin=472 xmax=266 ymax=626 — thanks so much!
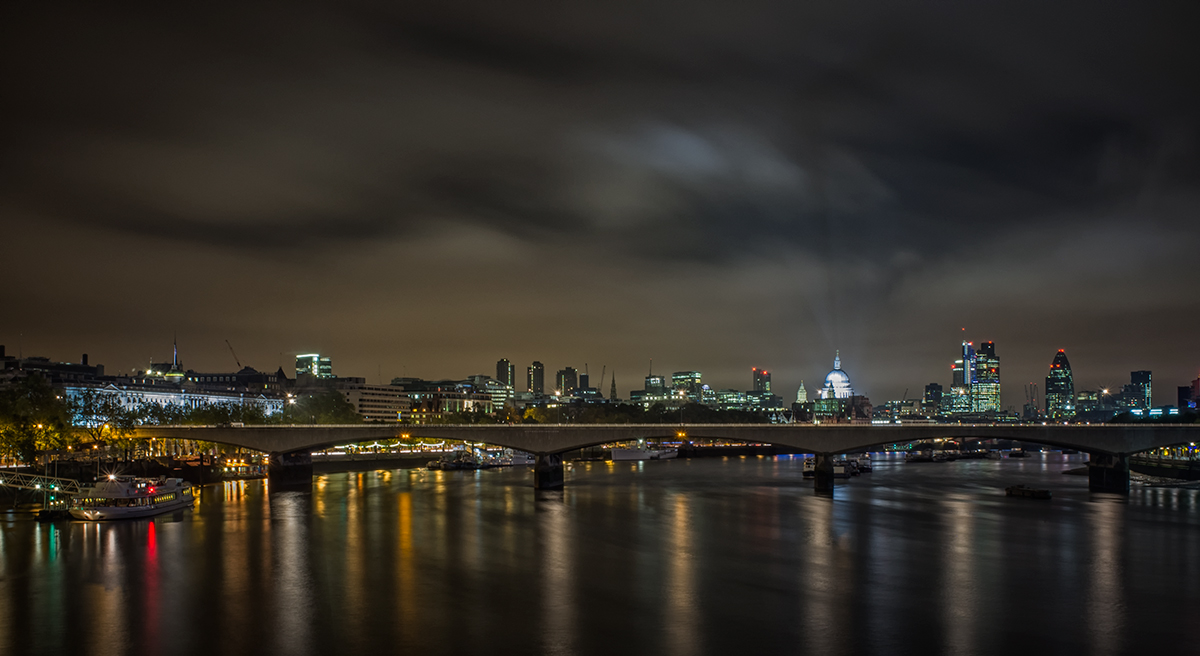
xmin=69 ymin=476 xmax=194 ymax=520
xmin=427 ymin=451 xmax=484 ymax=470
xmin=848 ymin=454 xmax=872 ymax=473
xmin=801 ymin=457 xmax=851 ymax=479
xmin=906 ymin=449 xmax=936 ymax=463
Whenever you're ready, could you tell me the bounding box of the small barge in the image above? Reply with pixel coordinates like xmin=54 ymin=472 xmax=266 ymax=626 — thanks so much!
xmin=1005 ymin=485 xmax=1051 ymax=500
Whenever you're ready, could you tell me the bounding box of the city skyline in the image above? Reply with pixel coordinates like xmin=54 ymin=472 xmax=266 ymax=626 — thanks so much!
xmin=0 ymin=335 xmax=1192 ymax=410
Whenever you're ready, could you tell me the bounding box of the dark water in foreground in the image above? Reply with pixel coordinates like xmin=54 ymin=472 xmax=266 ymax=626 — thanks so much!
xmin=2 ymin=454 xmax=1199 ymax=656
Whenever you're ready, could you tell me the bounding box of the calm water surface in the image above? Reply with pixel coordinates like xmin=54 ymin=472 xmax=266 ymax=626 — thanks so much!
xmin=2 ymin=455 xmax=1199 ymax=655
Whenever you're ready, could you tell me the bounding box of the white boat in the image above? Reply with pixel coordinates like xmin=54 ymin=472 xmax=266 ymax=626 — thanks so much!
xmin=509 ymin=451 xmax=536 ymax=465
xmin=610 ymin=447 xmax=679 ymax=461
xmin=69 ymin=475 xmax=195 ymax=520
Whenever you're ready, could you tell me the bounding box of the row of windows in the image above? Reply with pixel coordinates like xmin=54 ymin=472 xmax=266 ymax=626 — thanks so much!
xmin=74 ymin=492 xmax=179 ymax=507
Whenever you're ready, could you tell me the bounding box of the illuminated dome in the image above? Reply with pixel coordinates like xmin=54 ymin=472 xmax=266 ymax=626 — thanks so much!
xmin=821 ymin=351 xmax=854 ymax=399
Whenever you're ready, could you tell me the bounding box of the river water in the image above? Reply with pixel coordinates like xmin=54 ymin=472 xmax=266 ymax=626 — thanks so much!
xmin=2 ymin=454 xmax=1199 ymax=656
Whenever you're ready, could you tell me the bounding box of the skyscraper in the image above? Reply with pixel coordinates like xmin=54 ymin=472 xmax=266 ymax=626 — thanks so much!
xmin=752 ymin=367 xmax=771 ymax=393
xmin=1045 ymin=350 xmax=1075 ymax=420
xmin=496 ymin=359 xmax=515 ymax=388
xmin=948 ymin=341 xmax=976 ymax=415
xmin=923 ymin=382 xmax=943 ymax=414
xmin=556 ymin=367 xmax=578 ymax=394
xmin=1126 ymin=370 xmax=1152 ymax=410
xmin=973 ymin=341 xmax=1001 ymax=413
xmin=527 ymin=361 xmax=544 ymax=395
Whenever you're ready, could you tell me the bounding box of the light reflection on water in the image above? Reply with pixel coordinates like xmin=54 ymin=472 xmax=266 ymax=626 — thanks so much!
xmin=1 ymin=455 xmax=1199 ymax=656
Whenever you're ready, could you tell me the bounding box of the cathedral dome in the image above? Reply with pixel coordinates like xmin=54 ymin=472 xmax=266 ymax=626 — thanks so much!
xmin=821 ymin=351 xmax=854 ymax=399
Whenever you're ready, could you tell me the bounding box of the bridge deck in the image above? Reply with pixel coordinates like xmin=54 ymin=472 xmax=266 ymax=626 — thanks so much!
xmin=132 ymin=423 xmax=1200 ymax=457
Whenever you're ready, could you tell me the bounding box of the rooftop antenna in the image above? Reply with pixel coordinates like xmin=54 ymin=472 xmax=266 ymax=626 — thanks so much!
xmin=649 ymin=359 xmax=653 ymax=376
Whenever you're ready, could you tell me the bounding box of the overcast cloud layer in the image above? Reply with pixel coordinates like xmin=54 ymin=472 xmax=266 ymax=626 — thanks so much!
xmin=2 ymin=2 xmax=1198 ymax=406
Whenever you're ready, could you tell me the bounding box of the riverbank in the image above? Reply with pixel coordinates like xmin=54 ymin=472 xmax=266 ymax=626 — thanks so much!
xmin=1130 ymin=456 xmax=1200 ymax=481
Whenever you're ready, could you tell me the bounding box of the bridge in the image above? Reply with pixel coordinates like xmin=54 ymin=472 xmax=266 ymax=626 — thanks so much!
xmin=133 ymin=423 xmax=1200 ymax=494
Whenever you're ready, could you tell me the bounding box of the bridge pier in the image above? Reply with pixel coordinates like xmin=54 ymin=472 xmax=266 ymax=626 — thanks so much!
xmin=268 ymin=451 xmax=313 ymax=491
xmin=534 ymin=453 xmax=564 ymax=489
xmin=1088 ymin=453 xmax=1130 ymax=494
xmin=813 ymin=453 xmax=835 ymax=494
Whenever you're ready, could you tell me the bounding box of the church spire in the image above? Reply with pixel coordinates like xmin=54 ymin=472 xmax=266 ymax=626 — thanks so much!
xmin=610 ymin=371 xmax=618 ymax=402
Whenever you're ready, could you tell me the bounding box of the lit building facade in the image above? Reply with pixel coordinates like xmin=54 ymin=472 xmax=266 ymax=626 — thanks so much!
xmin=527 ymin=361 xmax=544 ymax=395
xmin=1044 ymin=349 xmax=1075 ymax=420
xmin=1123 ymin=370 xmax=1152 ymax=410
xmin=396 ymin=380 xmax=495 ymax=423
xmin=645 ymin=374 xmax=666 ymax=394
xmin=753 ymin=368 xmax=771 ymax=393
xmin=62 ymin=382 xmax=285 ymax=421
xmin=296 ymin=353 xmax=333 ymax=379
xmin=496 ymin=359 xmax=515 ymax=388
xmin=973 ymin=341 xmax=1001 ymax=413
xmin=330 ymin=379 xmax=413 ymax=422
xmin=468 ymin=375 xmax=515 ymax=407
xmin=672 ymin=371 xmax=702 ymax=401
xmin=556 ymin=367 xmax=578 ymax=395
xmin=948 ymin=341 xmax=976 ymax=415
xmin=923 ymin=383 xmax=943 ymax=415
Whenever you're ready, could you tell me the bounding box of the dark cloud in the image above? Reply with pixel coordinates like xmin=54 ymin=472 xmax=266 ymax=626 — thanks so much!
xmin=2 ymin=1 xmax=1198 ymax=401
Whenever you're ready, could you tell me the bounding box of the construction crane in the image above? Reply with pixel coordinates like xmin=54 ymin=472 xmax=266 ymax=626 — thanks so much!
xmin=225 ymin=340 xmax=242 ymax=369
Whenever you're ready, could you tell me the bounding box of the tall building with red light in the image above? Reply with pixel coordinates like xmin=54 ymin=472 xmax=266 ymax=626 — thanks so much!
xmin=1045 ymin=350 xmax=1075 ymax=420
xmin=752 ymin=367 xmax=771 ymax=393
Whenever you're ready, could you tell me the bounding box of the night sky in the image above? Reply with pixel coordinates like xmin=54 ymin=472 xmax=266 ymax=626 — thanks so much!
xmin=2 ymin=3 xmax=1198 ymax=407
